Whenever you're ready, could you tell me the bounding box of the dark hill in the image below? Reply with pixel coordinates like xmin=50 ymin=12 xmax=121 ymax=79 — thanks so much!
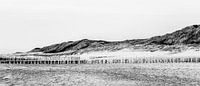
xmin=30 ymin=39 xmax=113 ymax=53
xmin=30 ymin=25 xmax=200 ymax=54
xmin=147 ymin=25 xmax=200 ymax=45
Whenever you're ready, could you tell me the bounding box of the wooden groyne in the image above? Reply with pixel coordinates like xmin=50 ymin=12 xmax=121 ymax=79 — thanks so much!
xmin=1 ymin=56 xmax=200 ymax=65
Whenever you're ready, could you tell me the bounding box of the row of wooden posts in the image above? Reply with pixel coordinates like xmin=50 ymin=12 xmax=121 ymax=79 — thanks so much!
xmin=0 ymin=57 xmax=200 ymax=64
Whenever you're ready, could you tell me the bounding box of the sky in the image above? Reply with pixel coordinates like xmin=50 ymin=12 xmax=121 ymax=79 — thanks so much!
xmin=0 ymin=0 xmax=200 ymax=53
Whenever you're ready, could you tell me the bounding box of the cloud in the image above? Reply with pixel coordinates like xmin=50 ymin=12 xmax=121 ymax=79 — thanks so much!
xmin=0 ymin=0 xmax=200 ymax=53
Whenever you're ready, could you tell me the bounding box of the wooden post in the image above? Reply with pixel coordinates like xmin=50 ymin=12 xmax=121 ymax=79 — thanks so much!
xmin=192 ymin=58 xmax=197 ymax=63
xmin=198 ymin=58 xmax=200 ymax=62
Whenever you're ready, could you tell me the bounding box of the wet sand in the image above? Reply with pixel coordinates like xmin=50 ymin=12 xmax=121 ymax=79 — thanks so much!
xmin=0 ymin=63 xmax=200 ymax=86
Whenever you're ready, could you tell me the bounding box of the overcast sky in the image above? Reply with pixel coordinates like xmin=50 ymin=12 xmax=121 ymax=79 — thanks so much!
xmin=0 ymin=0 xmax=200 ymax=53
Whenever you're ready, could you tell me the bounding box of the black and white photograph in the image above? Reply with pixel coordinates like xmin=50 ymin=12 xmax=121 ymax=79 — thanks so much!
xmin=1 ymin=0 xmax=200 ymax=86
